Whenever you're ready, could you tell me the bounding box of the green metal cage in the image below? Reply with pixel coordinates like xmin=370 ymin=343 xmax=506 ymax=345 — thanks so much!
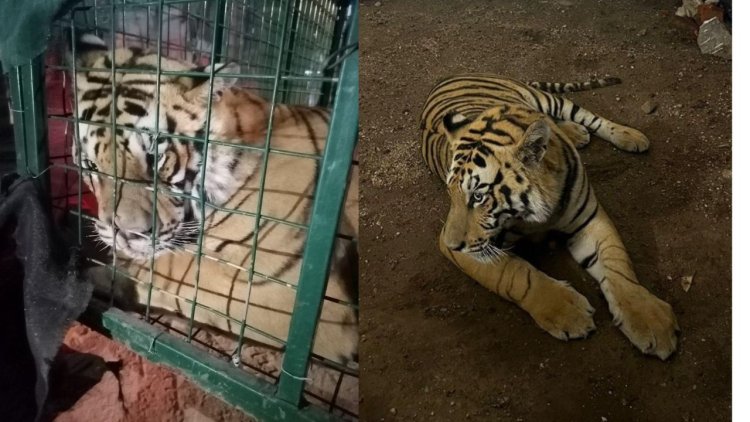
xmin=5 ymin=0 xmax=358 ymax=420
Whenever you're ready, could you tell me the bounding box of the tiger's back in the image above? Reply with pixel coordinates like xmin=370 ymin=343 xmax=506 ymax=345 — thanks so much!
xmin=420 ymin=74 xmax=650 ymax=182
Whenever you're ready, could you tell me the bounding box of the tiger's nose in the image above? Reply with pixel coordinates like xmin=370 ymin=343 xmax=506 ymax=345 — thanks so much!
xmin=448 ymin=242 xmax=466 ymax=251
xmin=445 ymin=240 xmax=466 ymax=251
xmin=103 ymin=212 xmax=153 ymax=235
xmin=441 ymin=225 xmax=467 ymax=251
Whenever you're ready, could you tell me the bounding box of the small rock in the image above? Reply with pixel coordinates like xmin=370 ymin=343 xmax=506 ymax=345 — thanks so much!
xmin=641 ymin=100 xmax=657 ymax=114
xmin=375 ymin=1 xmax=382 ymax=6
xmin=697 ymin=17 xmax=732 ymax=59
xmin=681 ymin=273 xmax=695 ymax=292
xmin=390 ymin=407 xmax=397 ymax=415
xmin=637 ymin=29 xmax=647 ymax=37
xmin=676 ymin=0 xmax=702 ymax=18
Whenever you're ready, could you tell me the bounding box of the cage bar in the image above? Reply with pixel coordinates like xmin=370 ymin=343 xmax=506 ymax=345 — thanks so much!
xmin=7 ymin=0 xmax=359 ymax=419
xmin=277 ymin=0 xmax=357 ymax=406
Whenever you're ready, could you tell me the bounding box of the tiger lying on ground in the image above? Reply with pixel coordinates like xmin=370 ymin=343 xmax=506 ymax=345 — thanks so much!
xmin=71 ymin=34 xmax=358 ymax=365
xmin=420 ymin=74 xmax=678 ymax=360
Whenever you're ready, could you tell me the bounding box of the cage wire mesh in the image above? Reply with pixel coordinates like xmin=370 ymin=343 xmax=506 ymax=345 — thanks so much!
xmin=34 ymin=0 xmax=358 ymax=418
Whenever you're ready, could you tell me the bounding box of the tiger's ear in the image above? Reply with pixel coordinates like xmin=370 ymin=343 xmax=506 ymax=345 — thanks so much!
xmin=192 ymin=62 xmax=240 ymax=91
xmin=185 ymin=62 xmax=240 ymax=102
xmin=72 ymin=33 xmax=108 ymax=52
xmin=202 ymin=62 xmax=240 ymax=90
xmin=65 ymin=31 xmax=109 ymax=67
xmin=442 ymin=111 xmax=471 ymax=136
xmin=517 ymin=118 xmax=550 ymax=165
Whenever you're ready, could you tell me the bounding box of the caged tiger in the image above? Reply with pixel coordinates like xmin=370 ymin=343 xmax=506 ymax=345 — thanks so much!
xmin=420 ymin=74 xmax=679 ymax=360
xmin=70 ymin=33 xmax=359 ymax=365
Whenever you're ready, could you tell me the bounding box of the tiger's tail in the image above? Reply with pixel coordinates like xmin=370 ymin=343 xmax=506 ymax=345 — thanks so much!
xmin=527 ymin=77 xmax=622 ymax=94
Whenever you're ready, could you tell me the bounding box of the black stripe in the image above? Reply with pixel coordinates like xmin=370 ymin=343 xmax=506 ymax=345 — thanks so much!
xmin=81 ymin=106 xmax=96 ymax=121
xmin=271 ymin=246 xmax=305 ymax=279
xmin=173 ymin=104 xmax=198 ymax=120
xmin=125 ymin=79 xmax=156 ymax=85
xmin=81 ymin=89 xmax=106 ymax=101
xmin=146 ymin=153 xmax=155 ymax=178
xmin=471 ymin=154 xmax=486 ymax=168
xmin=233 ymin=108 xmax=241 ymax=136
xmin=569 ymin=185 xmax=592 ymax=226
xmin=603 ymin=265 xmax=639 ymax=285
xmin=499 ymin=185 xmax=512 ymax=205
xmin=309 ymin=107 xmax=331 ymax=124
xmin=556 ymin=141 xmax=579 ymax=214
xmin=580 ymin=251 xmax=598 ymax=269
xmin=519 ymin=270 xmax=532 ymax=302
xmin=86 ymin=75 xmax=111 ymax=85
xmin=520 ymin=192 xmax=529 ymax=208
xmin=166 ymin=115 xmax=176 ymax=133
xmin=95 ymin=103 xmax=112 ymax=117
xmin=120 ymin=86 xmax=153 ymax=102
xmin=215 ymin=225 xmax=260 ymax=253
xmin=123 ymin=100 xmax=147 ymax=117
xmin=294 ymin=108 xmax=321 ymax=155
xmin=567 ymin=204 xmax=599 ymax=238
xmin=570 ymin=104 xmax=580 ymax=121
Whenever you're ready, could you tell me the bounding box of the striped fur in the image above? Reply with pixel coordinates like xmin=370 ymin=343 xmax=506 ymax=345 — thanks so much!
xmin=73 ymin=35 xmax=358 ymax=364
xmin=421 ymin=75 xmax=649 ymax=182
xmin=421 ymin=75 xmax=678 ymax=360
xmin=527 ymin=76 xmax=621 ymax=94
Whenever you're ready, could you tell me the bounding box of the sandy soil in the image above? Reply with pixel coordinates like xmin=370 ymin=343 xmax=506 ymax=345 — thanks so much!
xmin=358 ymin=1 xmax=731 ymax=421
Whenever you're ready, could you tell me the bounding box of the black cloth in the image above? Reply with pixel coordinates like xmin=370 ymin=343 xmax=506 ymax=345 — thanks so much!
xmin=0 ymin=0 xmax=80 ymax=67
xmin=0 ymin=174 xmax=93 ymax=421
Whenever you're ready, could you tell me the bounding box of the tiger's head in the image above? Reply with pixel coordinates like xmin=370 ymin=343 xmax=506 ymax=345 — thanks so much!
xmin=70 ymin=34 xmax=238 ymax=259
xmin=440 ymin=107 xmax=557 ymax=262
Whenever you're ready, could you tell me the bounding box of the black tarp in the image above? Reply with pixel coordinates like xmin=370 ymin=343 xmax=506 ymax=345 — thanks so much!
xmin=0 ymin=175 xmax=93 ymax=421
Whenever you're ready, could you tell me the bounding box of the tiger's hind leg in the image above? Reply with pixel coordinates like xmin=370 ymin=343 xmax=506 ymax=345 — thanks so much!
xmin=531 ymin=92 xmax=650 ymax=152
xmin=556 ymin=120 xmax=590 ymax=149
xmin=562 ymin=202 xmax=679 ymax=359
xmin=439 ymin=230 xmax=596 ymax=341
xmin=594 ymin=120 xmax=650 ymax=153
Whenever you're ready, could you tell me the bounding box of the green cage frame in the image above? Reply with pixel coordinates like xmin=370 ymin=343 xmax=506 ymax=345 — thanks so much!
xmin=6 ymin=0 xmax=359 ymax=420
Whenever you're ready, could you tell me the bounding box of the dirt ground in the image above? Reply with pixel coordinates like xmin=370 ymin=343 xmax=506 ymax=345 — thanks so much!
xmin=358 ymin=1 xmax=731 ymax=421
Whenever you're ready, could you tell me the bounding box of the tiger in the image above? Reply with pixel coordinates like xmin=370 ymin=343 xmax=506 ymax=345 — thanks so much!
xmin=70 ymin=33 xmax=358 ymax=365
xmin=420 ymin=74 xmax=679 ymax=360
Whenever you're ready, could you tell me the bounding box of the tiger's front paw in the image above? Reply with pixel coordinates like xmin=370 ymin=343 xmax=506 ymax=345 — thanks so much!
xmin=557 ymin=121 xmax=591 ymax=149
xmin=611 ymin=285 xmax=679 ymax=360
xmin=525 ymin=280 xmax=596 ymax=341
